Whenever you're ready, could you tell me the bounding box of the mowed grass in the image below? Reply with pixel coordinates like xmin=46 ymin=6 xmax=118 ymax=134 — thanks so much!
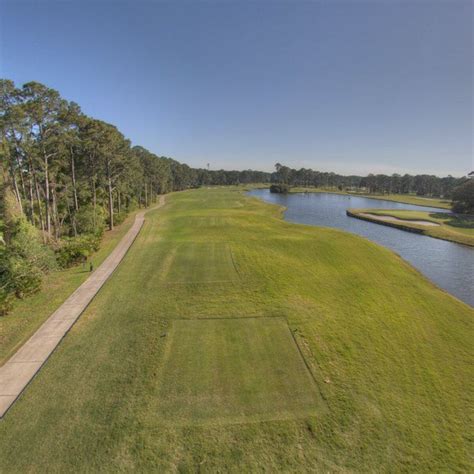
xmin=156 ymin=317 xmax=322 ymax=425
xmin=355 ymin=193 xmax=452 ymax=209
xmin=162 ymin=242 xmax=239 ymax=283
xmin=0 ymin=188 xmax=472 ymax=472
xmin=351 ymin=209 xmax=474 ymax=247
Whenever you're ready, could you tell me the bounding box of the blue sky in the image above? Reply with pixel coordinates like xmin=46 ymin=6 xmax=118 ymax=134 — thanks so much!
xmin=1 ymin=1 xmax=472 ymax=176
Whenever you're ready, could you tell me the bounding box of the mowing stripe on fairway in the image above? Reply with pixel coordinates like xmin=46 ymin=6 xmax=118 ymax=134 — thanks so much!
xmin=154 ymin=317 xmax=324 ymax=426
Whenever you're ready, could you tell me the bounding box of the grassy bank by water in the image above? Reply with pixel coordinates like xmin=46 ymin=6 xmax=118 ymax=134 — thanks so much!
xmin=289 ymin=187 xmax=452 ymax=209
xmin=348 ymin=209 xmax=474 ymax=247
xmin=0 ymin=188 xmax=472 ymax=472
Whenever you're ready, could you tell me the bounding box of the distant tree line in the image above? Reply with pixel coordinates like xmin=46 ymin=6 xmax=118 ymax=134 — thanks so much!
xmin=0 ymin=80 xmax=202 ymax=240
xmin=272 ymin=163 xmax=465 ymax=198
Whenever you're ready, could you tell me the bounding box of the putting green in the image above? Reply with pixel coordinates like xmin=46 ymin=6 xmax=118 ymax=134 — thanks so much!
xmin=155 ymin=317 xmax=323 ymax=425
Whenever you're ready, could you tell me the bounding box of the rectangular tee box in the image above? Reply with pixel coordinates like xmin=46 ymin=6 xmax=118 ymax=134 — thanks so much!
xmin=155 ymin=317 xmax=322 ymax=425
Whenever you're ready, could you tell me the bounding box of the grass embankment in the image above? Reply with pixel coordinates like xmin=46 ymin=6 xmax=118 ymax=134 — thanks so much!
xmin=0 ymin=188 xmax=472 ymax=472
xmin=0 ymin=210 xmax=141 ymax=365
xmin=290 ymin=187 xmax=452 ymax=209
xmin=348 ymin=209 xmax=474 ymax=247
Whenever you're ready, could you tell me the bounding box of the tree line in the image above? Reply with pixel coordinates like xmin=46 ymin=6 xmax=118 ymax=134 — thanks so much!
xmin=1 ymin=80 xmax=272 ymax=235
xmin=272 ymin=163 xmax=465 ymax=198
xmin=0 ymin=80 xmax=270 ymax=313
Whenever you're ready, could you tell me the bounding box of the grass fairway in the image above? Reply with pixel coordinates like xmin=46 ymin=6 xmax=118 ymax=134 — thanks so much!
xmin=162 ymin=242 xmax=239 ymax=283
xmin=0 ymin=188 xmax=472 ymax=472
xmin=156 ymin=317 xmax=322 ymax=425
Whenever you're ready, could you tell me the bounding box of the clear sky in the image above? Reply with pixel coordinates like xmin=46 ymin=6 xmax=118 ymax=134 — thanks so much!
xmin=1 ymin=1 xmax=472 ymax=176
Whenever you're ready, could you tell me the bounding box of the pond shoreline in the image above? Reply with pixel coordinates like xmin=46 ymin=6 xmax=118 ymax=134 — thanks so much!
xmin=346 ymin=210 xmax=474 ymax=248
xmin=286 ymin=188 xmax=451 ymax=210
xmin=249 ymin=189 xmax=474 ymax=306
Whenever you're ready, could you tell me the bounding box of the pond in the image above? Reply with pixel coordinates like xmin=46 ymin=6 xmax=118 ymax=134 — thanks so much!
xmin=248 ymin=189 xmax=473 ymax=307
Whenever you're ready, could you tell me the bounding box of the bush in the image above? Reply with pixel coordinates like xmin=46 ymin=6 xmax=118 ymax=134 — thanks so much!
xmin=7 ymin=218 xmax=57 ymax=274
xmin=75 ymin=205 xmax=106 ymax=237
xmin=55 ymin=234 xmax=101 ymax=268
xmin=3 ymin=253 xmax=44 ymax=298
xmin=0 ymin=285 xmax=14 ymax=316
xmin=270 ymin=184 xmax=290 ymax=194
xmin=0 ymin=218 xmax=56 ymax=310
xmin=113 ymin=210 xmax=128 ymax=226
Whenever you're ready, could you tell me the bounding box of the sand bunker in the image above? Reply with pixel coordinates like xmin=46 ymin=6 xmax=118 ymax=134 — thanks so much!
xmin=360 ymin=213 xmax=440 ymax=226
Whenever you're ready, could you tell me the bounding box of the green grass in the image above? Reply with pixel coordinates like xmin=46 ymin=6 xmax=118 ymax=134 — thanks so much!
xmin=356 ymin=193 xmax=452 ymax=209
xmin=156 ymin=317 xmax=323 ymax=425
xmin=0 ymin=211 xmax=139 ymax=365
xmin=162 ymin=242 xmax=239 ymax=283
xmin=350 ymin=209 xmax=474 ymax=247
xmin=290 ymin=187 xmax=452 ymax=209
xmin=0 ymin=187 xmax=472 ymax=472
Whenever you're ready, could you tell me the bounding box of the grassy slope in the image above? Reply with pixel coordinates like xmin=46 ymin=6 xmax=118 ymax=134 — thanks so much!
xmin=290 ymin=187 xmax=452 ymax=209
xmin=0 ymin=188 xmax=472 ymax=472
xmin=0 ymin=211 xmax=139 ymax=365
xmin=350 ymin=209 xmax=474 ymax=247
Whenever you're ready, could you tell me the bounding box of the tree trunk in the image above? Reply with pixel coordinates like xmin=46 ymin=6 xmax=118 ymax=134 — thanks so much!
xmin=65 ymin=184 xmax=77 ymax=236
xmin=28 ymin=175 xmax=35 ymax=225
xmin=14 ymin=153 xmax=27 ymax=202
xmin=51 ymin=183 xmax=59 ymax=239
xmin=10 ymin=166 xmax=23 ymax=215
xmin=108 ymin=176 xmax=114 ymax=230
xmin=70 ymin=148 xmax=79 ymax=212
xmin=33 ymin=172 xmax=46 ymax=241
xmin=91 ymin=176 xmax=97 ymax=231
xmin=106 ymin=159 xmax=114 ymax=230
xmin=43 ymin=153 xmax=51 ymax=235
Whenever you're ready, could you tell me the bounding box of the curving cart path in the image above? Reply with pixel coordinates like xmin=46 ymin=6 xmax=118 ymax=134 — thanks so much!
xmin=0 ymin=196 xmax=166 ymax=418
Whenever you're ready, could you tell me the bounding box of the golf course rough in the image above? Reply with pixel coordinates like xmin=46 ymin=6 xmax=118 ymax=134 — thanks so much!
xmin=0 ymin=187 xmax=472 ymax=472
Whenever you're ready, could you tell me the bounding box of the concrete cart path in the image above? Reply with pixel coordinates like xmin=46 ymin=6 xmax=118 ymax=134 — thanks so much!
xmin=0 ymin=196 xmax=166 ymax=418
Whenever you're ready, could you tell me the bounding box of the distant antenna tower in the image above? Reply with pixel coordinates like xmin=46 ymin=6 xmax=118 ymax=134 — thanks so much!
xmin=207 ymin=163 xmax=210 ymax=170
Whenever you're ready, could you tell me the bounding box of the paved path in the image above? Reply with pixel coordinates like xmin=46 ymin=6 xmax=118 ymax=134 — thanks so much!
xmin=0 ymin=196 xmax=165 ymax=418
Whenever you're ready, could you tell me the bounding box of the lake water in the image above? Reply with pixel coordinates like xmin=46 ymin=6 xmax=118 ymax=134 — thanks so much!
xmin=249 ymin=190 xmax=473 ymax=307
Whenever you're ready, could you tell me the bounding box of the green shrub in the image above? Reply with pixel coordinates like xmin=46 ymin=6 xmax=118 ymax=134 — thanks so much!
xmin=7 ymin=219 xmax=57 ymax=273
xmin=0 ymin=218 xmax=56 ymax=310
xmin=3 ymin=253 xmax=44 ymax=298
xmin=270 ymin=184 xmax=290 ymax=194
xmin=75 ymin=205 xmax=106 ymax=236
xmin=113 ymin=210 xmax=128 ymax=226
xmin=126 ymin=198 xmax=139 ymax=212
xmin=55 ymin=234 xmax=101 ymax=268
xmin=0 ymin=286 xmax=14 ymax=316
